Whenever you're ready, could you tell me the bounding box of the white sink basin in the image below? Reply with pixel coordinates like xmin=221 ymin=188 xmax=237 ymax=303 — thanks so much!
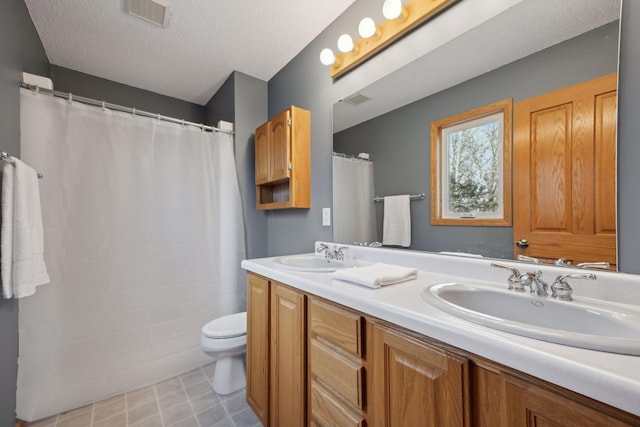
xmin=421 ymin=283 xmax=640 ymax=355
xmin=272 ymin=255 xmax=346 ymax=272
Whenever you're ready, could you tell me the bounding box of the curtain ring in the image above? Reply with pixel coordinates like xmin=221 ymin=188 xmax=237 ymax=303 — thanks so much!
xmin=68 ymin=93 xmax=73 ymax=104
xmin=132 ymin=108 xmax=136 ymax=119
xmin=181 ymin=119 xmax=185 ymax=127
xmin=101 ymin=101 xmax=106 ymax=112
xmin=32 ymin=86 xmax=39 ymax=95
xmin=157 ymin=113 xmax=161 ymax=122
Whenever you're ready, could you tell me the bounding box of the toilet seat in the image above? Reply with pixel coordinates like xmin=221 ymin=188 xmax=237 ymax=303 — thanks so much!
xmin=202 ymin=311 xmax=246 ymax=339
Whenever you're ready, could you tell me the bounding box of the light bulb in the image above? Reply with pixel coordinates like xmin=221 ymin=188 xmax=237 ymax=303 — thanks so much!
xmin=337 ymin=34 xmax=354 ymax=53
xmin=319 ymin=48 xmax=336 ymax=66
xmin=358 ymin=17 xmax=377 ymax=38
xmin=382 ymin=0 xmax=403 ymax=20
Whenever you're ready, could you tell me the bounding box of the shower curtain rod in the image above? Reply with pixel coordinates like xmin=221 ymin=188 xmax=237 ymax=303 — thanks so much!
xmin=333 ymin=151 xmax=372 ymax=161
xmin=20 ymin=82 xmax=233 ymax=134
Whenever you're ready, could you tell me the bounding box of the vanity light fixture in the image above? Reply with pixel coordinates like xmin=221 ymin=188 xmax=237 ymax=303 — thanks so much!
xmin=382 ymin=0 xmax=405 ymax=20
xmin=320 ymin=0 xmax=459 ymax=78
xmin=337 ymin=34 xmax=356 ymax=53
xmin=358 ymin=17 xmax=379 ymax=39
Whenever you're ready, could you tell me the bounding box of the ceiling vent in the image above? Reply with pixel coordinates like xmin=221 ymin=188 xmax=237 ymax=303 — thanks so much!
xmin=127 ymin=0 xmax=171 ymax=28
xmin=342 ymin=93 xmax=372 ymax=106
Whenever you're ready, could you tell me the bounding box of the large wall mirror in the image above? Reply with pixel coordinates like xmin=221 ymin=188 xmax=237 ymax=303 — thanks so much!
xmin=332 ymin=0 xmax=621 ymax=268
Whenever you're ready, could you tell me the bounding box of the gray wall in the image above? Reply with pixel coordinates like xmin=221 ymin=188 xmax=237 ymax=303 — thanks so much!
xmin=205 ymin=73 xmax=235 ymax=125
xmin=51 ymin=65 xmax=206 ymax=123
xmin=333 ymin=22 xmax=619 ymax=258
xmin=205 ymin=71 xmax=268 ymax=261
xmin=0 ymin=0 xmax=49 ymax=425
xmin=617 ymin=1 xmax=640 ymax=273
xmin=232 ymin=72 xmax=268 ymax=260
xmin=205 ymin=71 xmax=269 ymax=308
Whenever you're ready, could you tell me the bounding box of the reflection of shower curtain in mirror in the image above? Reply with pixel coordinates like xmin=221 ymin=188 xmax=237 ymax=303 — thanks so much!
xmin=332 ymin=155 xmax=377 ymax=244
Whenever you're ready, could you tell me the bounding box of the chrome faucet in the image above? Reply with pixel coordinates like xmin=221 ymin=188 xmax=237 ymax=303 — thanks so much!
xmin=316 ymin=243 xmax=329 ymax=256
xmin=519 ymin=270 xmax=549 ymax=297
xmin=491 ymin=263 xmax=524 ymax=291
xmin=551 ymin=273 xmax=596 ymax=301
xmin=316 ymin=243 xmax=348 ymax=261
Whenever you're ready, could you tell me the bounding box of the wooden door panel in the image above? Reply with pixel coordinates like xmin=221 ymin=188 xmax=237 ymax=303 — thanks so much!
xmin=595 ymin=91 xmax=617 ymax=234
xmin=514 ymin=73 xmax=617 ymax=265
xmin=269 ymin=110 xmax=291 ymax=182
xmin=246 ymin=274 xmax=269 ymax=426
xmin=255 ymin=122 xmax=270 ymax=185
xmin=530 ymin=105 xmax=572 ymax=231
xmin=372 ymin=324 xmax=468 ymax=427
xmin=270 ymin=283 xmax=305 ymax=427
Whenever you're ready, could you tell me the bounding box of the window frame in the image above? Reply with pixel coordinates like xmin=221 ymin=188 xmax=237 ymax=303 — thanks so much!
xmin=430 ymin=98 xmax=513 ymax=226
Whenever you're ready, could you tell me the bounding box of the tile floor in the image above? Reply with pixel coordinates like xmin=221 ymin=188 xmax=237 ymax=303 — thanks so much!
xmin=25 ymin=363 xmax=261 ymax=427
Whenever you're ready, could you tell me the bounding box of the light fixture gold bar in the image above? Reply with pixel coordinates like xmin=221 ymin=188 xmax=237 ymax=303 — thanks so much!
xmin=330 ymin=0 xmax=460 ymax=78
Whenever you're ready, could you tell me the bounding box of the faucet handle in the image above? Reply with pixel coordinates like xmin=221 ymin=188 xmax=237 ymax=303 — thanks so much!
xmin=491 ymin=263 xmax=524 ymax=291
xmin=517 ymin=255 xmax=544 ymax=264
xmin=575 ymin=261 xmax=610 ymax=269
xmin=335 ymin=246 xmax=348 ymax=260
xmin=551 ymin=273 xmax=596 ymax=301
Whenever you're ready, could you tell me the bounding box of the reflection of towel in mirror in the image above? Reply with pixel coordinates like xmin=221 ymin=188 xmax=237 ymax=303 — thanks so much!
xmin=333 ymin=263 xmax=417 ymax=288
xmin=1 ymin=158 xmax=50 ymax=299
xmin=383 ymin=195 xmax=411 ymax=247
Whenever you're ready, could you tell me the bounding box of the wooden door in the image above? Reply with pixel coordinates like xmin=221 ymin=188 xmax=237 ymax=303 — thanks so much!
xmin=255 ymin=122 xmax=270 ymax=185
xmin=246 ymin=274 xmax=270 ymax=426
xmin=513 ymin=73 xmax=617 ymax=266
xmin=269 ymin=109 xmax=291 ymax=183
xmin=371 ymin=324 xmax=469 ymax=427
xmin=270 ymin=282 xmax=306 ymax=427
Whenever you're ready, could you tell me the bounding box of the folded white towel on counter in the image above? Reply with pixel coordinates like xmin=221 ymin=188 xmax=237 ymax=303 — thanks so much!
xmin=1 ymin=157 xmax=50 ymax=299
xmin=333 ymin=263 xmax=418 ymax=288
xmin=383 ymin=195 xmax=411 ymax=247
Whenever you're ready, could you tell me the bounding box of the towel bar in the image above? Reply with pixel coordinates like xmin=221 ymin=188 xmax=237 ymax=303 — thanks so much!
xmin=1 ymin=152 xmax=44 ymax=179
xmin=373 ymin=193 xmax=424 ymax=202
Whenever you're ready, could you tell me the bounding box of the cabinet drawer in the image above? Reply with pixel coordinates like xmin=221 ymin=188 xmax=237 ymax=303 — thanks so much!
xmin=311 ymin=381 xmax=365 ymax=427
xmin=311 ymin=339 xmax=364 ymax=409
xmin=309 ymin=298 xmax=363 ymax=357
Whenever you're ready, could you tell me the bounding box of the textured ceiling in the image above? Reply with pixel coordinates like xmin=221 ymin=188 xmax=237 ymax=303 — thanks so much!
xmin=24 ymin=0 xmax=356 ymax=105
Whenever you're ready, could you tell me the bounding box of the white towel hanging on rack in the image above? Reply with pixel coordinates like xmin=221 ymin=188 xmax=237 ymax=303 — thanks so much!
xmin=382 ymin=195 xmax=411 ymax=247
xmin=1 ymin=157 xmax=50 ymax=298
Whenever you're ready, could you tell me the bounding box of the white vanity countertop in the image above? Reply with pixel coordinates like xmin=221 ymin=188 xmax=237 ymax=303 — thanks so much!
xmin=241 ymin=243 xmax=640 ymax=416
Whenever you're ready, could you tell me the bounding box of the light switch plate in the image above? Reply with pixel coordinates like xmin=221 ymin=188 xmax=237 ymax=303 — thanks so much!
xmin=322 ymin=208 xmax=331 ymax=226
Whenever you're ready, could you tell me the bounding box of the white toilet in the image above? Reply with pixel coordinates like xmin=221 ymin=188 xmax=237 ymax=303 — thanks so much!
xmin=200 ymin=311 xmax=247 ymax=395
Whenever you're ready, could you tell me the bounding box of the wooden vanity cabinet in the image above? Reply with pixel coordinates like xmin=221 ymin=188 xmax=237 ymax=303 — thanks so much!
xmin=308 ymin=298 xmax=366 ymax=427
xmin=246 ymin=272 xmax=640 ymax=427
xmin=369 ymin=324 xmax=470 ymax=427
xmin=246 ymin=274 xmax=306 ymax=427
xmin=254 ymin=105 xmax=310 ymax=210
xmin=472 ymin=363 xmax=640 ymax=427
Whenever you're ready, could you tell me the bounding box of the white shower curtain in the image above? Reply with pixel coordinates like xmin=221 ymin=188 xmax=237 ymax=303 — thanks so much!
xmin=17 ymin=89 xmax=246 ymax=420
xmin=332 ymin=154 xmax=377 ymax=245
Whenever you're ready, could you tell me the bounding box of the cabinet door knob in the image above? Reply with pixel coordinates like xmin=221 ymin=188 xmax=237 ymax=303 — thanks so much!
xmin=516 ymin=239 xmax=529 ymax=248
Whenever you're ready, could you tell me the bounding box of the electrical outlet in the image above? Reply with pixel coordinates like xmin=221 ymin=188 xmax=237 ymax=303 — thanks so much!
xmin=322 ymin=208 xmax=331 ymax=226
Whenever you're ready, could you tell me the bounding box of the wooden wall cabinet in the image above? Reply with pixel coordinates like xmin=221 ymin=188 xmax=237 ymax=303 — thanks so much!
xmin=246 ymin=274 xmax=306 ymax=427
xmin=255 ymin=105 xmax=310 ymax=210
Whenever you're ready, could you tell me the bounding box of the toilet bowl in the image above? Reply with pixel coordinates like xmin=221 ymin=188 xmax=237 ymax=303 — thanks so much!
xmin=200 ymin=311 xmax=247 ymax=395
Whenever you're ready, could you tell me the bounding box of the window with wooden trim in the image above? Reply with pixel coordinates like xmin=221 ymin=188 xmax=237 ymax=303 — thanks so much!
xmin=430 ymin=99 xmax=512 ymax=226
